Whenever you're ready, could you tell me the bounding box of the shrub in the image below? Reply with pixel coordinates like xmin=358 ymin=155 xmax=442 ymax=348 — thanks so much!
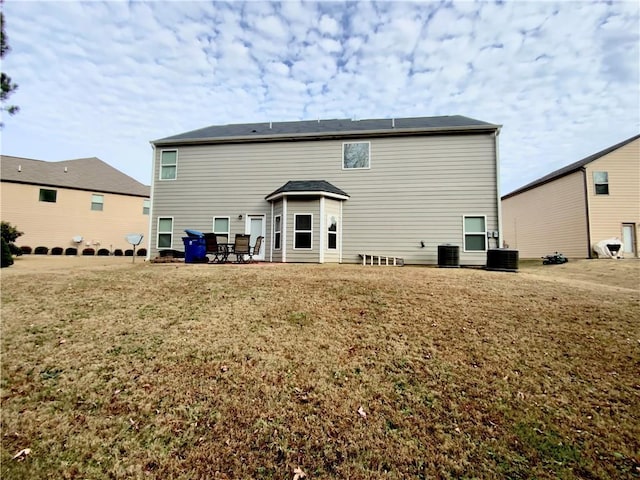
xmin=20 ymin=246 xmax=32 ymax=255
xmin=1 ymin=238 xmax=13 ymax=267
xmin=65 ymin=247 xmax=78 ymax=256
xmin=97 ymin=248 xmax=110 ymax=256
xmin=1 ymin=221 xmax=23 ymax=258
xmin=125 ymin=249 xmax=134 ymax=256
xmin=34 ymin=246 xmax=49 ymax=255
xmin=82 ymin=248 xmax=95 ymax=256
xmin=137 ymin=248 xmax=147 ymax=256
xmin=51 ymin=247 xmax=63 ymax=255
xmin=113 ymin=249 xmax=123 ymax=256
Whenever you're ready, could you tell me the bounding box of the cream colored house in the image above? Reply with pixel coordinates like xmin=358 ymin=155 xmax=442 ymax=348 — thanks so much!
xmin=150 ymin=116 xmax=502 ymax=265
xmin=0 ymin=155 xmax=150 ymax=253
xmin=502 ymin=134 xmax=639 ymax=258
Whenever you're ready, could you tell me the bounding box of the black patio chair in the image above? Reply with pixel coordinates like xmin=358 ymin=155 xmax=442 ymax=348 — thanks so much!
xmin=204 ymin=233 xmax=227 ymax=263
xmin=248 ymin=236 xmax=263 ymax=262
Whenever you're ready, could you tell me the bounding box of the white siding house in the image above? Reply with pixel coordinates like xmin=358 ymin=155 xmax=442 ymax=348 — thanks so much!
xmin=149 ymin=116 xmax=502 ymax=265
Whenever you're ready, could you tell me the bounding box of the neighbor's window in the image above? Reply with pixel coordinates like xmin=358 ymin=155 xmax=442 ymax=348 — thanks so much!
xmin=213 ymin=217 xmax=230 ymax=243
xmin=157 ymin=217 xmax=173 ymax=248
xmin=327 ymin=215 xmax=337 ymax=250
xmin=143 ymin=199 xmax=150 ymax=215
xmin=343 ymin=142 xmax=370 ymax=169
xmin=39 ymin=188 xmax=57 ymax=203
xmin=91 ymin=194 xmax=104 ymax=211
xmin=594 ymin=171 xmax=609 ymax=195
xmin=274 ymin=215 xmax=281 ymax=250
xmin=463 ymin=216 xmax=487 ymax=251
xmin=294 ymin=214 xmax=312 ymax=249
xmin=160 ymin=150 xmax=177 ymax=180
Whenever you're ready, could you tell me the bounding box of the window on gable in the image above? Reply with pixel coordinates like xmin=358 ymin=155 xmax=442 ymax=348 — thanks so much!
xmin=157 ymin=217 xmax=173 ymax=248
xmin=91 ymin=194 xmax=104 ymax=211
xmin=327 ymin=215 xmax=337 ymax=250
xmin=343 ymin=142 xmax=370 ymax=169
xmin=160 ymin=150 xmax=177 ymax=180
xmin=294 ymin=214 xmax=312 ymax=249
xmin=594 ymin=171 xmax=609 ymax=195
xmin=274 ymin=215 xmax=281 ymax=250
xmin=463 ymin=216 xmax=487 ymax=252
xmin=39 ymin=188 xmax=57 ymax=203
xmin=143 ymin=199 xmax=150 ymax=215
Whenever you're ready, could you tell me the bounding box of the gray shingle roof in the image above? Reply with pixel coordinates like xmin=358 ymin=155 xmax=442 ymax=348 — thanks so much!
xmin=0 ymin=155 xmax=150 ymax=197
xmin=502 ymin=133 xmax=640 ymax=199
xmin=153 ymin=115 xmax=499 ymax=145
xmin=265 ymin=180 xmax=349 ymax=201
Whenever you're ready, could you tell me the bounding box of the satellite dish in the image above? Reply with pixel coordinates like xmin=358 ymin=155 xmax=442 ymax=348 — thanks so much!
xmin=125 ymin=234 xmax=143 ymax=246
xmin=72 ymin=236 xmax=83 ymax=244
xmin=125 ymin=234 xmax=144 ymax=263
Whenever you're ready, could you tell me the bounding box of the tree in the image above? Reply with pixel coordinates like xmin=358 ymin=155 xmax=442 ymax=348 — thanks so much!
xmin=1 ymin=220 xmax=23 ymax=256
xmin=1 ymin=237 xmax=13 ymax=267
xmin=1 ymin=1 xmax=19 ymax=122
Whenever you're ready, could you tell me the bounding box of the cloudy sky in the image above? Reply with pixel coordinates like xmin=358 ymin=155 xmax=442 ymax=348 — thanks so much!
xmin=2 ymin=0 xmax=638 ymax=194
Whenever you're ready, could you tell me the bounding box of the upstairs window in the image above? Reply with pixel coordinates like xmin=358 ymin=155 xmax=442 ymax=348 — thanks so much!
xmin=157 ymin=217 xmax=173 ymax=248
xmin=91 ymin=194 xmax=104 ymax=211
xmin=343 ymin=142 xmax=370 ymax=169
xmin=143 ymin=199 xmax=150 ymax=215
xmin=294 ymin=214 xmax=312 ymax=249
xmin=463 ymin=216 xmax=487 ymax=252
xmin=274 ymin=215 xmax=281 ymax=250
xmin=594 ymin=171 xmax=609 ymax=195
xmin=160 ymin=150 xmax=177 ymax=180
xmin=39 ymin=188 xmax=57 ymax=203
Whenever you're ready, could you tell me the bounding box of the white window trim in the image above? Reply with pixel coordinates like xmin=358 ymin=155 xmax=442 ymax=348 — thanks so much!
xmin=327 ymin=214 xmax=338 ymax=250
xmin=273 ymin=214 xmax=282 ymax=251
xmin=463 ymin=215 xmax=487 ymax=252
xmin=213 ymin=216 xmax=230 ymax=241
xmin=159 ymin=149 xmax=178 ymax=181
xmin=91 ymin=194 xmax=104 ymax=211
xmin=593 ymin=171 xmax=609 ymax=195
xmin=157 ymin=216 xmax=174 ymax=249
xmin=342 ymin=141 xmax=371 ymax=170
xmin=143 ymin=199 xmax=150 ymax=215
xmin=293 ymin=213 xmax=313 ymax=250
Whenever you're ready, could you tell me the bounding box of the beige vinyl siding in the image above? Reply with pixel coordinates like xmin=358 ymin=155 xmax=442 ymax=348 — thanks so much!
xmin=501 ymin=171 xmax=588 ymax=258
xmin=1 ymin=182 xmax=149 ymax=252
xmin=151 ymin=133 xmax=498 ymax=264
xmin=286 ymin=198 xmax=319 ymax=263
xmin=585 ymin=138 xmax=640 ymax=253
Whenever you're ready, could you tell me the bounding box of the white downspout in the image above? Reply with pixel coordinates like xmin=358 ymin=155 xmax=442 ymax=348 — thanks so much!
xmin=269 ymin=202 xmax=274 ymax=263
xmin=146 ymin=144 xmax=156 ymax=261
xmin=319 ymin=196 xmax=325 ymax=263
xmin=494 ymin=129 xmax=503 ymax=248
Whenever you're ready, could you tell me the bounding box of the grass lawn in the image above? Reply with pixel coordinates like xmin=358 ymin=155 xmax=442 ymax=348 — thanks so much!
xmin=1 ymin=257 xmax=639 ymax=479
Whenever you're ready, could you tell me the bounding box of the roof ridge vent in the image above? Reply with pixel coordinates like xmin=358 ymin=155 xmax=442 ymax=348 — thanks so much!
xmin=269 ymin=121 xmax=272 ymax=129
xmin=17 ymin=165 xmax=21 ymax=172
xmin=392 ymin=118 xmax=395 ymax=128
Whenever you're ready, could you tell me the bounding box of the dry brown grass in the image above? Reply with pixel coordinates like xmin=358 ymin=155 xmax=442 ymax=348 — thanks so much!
xmin=1 ymin=256 xmax=639 ymax=479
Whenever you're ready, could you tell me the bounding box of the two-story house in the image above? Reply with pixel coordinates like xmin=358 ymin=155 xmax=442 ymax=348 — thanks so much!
xmin=501 ymin=134 xmax=639 ymax=258
xmin=149 ymin=116 xmax=502 ymax=265
xmin=0 ymin=155 xmax=150 ymax=253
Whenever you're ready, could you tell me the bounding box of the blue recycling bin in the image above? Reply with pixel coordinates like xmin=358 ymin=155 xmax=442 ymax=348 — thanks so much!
xmin=182 ymin=236 xmax=207 ymax=263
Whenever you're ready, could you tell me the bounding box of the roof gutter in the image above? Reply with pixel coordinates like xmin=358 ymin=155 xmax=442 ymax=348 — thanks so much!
xmin=265 ymin=190 xmax=350 ymax=202
xmin=151 ymin=124 xmax=501 ymax=147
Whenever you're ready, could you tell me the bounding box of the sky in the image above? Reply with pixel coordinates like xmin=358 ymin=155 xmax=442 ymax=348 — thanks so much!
xmin=1 ymin=0 xmax=639 ymax=195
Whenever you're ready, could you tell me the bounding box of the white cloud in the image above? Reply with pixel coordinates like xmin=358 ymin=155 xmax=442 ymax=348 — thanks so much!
xmin=0 ymin=0 xmax=638 ymax=195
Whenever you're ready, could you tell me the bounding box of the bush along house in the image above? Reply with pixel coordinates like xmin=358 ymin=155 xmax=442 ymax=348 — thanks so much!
xmin=149 ymin=115 xmax=502 ymax=265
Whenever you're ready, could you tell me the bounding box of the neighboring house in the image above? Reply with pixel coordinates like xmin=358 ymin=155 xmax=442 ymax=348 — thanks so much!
xmin=501 ymin=134 xmax=640 ymax=259
xmin=0 ymin=155 xmax=150 ymax=253
xmin=149 ymin=116 xmax=502 ymax=265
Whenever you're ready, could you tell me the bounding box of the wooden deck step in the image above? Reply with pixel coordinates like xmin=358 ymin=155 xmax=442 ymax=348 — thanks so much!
xmin=359 ymin=253 xmax=404 ymax=266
